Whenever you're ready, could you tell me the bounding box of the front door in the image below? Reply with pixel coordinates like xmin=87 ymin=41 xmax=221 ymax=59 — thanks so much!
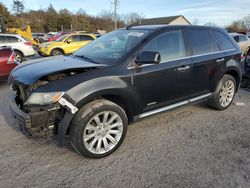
xmin=132 ymin=30 xmax=193 ymax=112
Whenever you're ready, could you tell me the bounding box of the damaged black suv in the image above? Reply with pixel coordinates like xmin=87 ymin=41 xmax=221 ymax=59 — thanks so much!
xmin=9 ymin=25 xmax=241 ymax=158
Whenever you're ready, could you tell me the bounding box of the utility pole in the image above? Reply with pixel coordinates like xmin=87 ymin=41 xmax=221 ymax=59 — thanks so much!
xmin=113 ymin=0 xmax=119 ymax=29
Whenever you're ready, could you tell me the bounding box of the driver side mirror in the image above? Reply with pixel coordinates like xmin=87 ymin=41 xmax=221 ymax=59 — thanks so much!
xmin=67 ymin=39 xmax=72 ymax=44
xmin=135 ymin=51 xmax=161 ymax=65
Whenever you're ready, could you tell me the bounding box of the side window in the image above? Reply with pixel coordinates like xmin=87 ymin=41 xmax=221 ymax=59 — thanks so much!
xmin=81 ymin=35 xmax=94 ymax=41
xmin=239 ymin=35 xmax=248 ymax=42
xmin=71 ymin=35 xmax=81 ymax=42
xmin=8 ymin=36 xmax=19 ymax=43
xmin=187 ymin=30 xmax=213 ymax=55
xmin=0 ymin=36 xmax=9 ymax=43
xmin=213 ymin=31 xmax=235 ymax=51
xmin=233 ymin=36 xmax=239 ymax=43
xmin=143 ymin=30 xmax=186 ymax=62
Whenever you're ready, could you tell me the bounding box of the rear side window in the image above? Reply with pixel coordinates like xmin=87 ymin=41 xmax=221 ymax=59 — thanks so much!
xmin=143 ymin=30 xmax=186 ymax=62
xmin=187 ymin=30 xmax=213 ymax=55
xmin=213 ymin=31 xmax=235 ymax=51
xmin=0 ymin=36 xmax=9 ymax=43
xmin=8 ymin=36 xmax=19 ymax=43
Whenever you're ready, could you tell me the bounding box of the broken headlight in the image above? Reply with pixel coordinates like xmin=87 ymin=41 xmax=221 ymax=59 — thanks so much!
xmin=25 ymin=92 xmax=65 ymax=105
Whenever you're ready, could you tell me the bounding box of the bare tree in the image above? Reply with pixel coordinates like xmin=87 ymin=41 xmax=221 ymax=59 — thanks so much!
xmin=12 ymin=0 xmax=24 ymax=25
xmin=122 ymin=12 xmax=144 ymax=25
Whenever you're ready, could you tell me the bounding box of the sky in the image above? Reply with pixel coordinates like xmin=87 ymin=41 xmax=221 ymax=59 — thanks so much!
xmin=1 ymin=0 xmax=250 ymax=26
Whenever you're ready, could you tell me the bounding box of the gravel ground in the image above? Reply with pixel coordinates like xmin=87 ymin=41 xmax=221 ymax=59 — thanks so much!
xmin=0 ymin=83 xmax=250 ymax=188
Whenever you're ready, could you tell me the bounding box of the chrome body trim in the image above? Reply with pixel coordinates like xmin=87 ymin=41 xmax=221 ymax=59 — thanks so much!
xmin=138 ymin=93 xmax=212 ymax=118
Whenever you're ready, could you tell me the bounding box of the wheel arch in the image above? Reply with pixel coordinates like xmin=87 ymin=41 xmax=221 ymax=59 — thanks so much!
xmin=13 ymin=49 xmax=24 ymax=57
xmin=225 ymin=69 xmax=241 ymax=91
xmin=50 ymin=47 xmax=65 ymax=55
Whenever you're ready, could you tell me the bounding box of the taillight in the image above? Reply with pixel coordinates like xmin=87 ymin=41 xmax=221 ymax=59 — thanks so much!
xmin=7 ymin=52 xmax=16 ymax=64
xmin=24 ymin=41 xmax=32 ymax=46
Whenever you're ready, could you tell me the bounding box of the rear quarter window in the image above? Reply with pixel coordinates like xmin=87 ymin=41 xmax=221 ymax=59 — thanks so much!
xmin=187 ymin=29 xmax=213 ymax=55
xmin=213 ymin=31 xmax=235 ymax=51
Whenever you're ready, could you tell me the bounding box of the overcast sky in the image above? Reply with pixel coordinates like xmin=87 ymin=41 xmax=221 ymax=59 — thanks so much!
xmin=1 ymin=0 xmax=250 ymax=26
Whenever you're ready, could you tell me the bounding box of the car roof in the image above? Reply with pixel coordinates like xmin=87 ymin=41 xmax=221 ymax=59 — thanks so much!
xmin=229 ymin=33 xmax=246 ymax=37
xmin=0 ymin=33 xmax=21 ymax=37
xmin=67 ymin=33 xmax=96 ymax=38
xmin=123 ymin=24 xmax=222 ymax=31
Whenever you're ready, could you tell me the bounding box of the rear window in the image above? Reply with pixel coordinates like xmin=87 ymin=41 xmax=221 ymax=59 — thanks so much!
xmin=187 ymin=30 xmax=213 ymax=55
xmin=213 ymin=31 xmax=235 ymax=51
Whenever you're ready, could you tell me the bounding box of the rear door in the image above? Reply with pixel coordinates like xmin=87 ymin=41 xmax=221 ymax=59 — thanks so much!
xmin=186 ymin=29 xmax=224 ymax=96
xmin=133 ymin=30 xmax=193 ymax=112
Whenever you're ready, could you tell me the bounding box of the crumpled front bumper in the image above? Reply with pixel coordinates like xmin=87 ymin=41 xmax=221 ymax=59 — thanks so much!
xmin=10 ymin=95 xmax=60 ymax=136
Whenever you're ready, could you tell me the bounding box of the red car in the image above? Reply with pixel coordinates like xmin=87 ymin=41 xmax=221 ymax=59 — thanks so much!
xmin=48 ymin=32 xmax=68 ymax=42
xmin=0 ymin=47 xmax=17 ymax=81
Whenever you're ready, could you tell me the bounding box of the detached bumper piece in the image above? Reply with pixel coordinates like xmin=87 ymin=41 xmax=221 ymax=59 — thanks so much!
xmin=10 ymin=95 xmax=60 ymax=137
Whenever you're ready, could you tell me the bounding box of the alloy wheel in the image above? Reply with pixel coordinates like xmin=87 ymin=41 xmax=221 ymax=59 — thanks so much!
xmin=219 ymin=80 xmax=235 ymax=107
xmin=83 ymin=111 xmax=123 ymax=154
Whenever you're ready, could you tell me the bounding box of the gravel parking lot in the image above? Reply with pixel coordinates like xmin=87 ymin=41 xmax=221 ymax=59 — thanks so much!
xmin=0 ymin=83 xmax=250 ymax=188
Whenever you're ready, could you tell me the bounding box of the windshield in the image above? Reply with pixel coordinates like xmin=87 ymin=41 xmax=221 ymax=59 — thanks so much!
xmin=56 ymin=34 xmax=69 ymax=42
xmin=73 ymin=29 xmax=152 ymax=64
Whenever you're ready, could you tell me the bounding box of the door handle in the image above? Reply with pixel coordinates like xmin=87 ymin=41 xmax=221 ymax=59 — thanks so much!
xmin=216 ymin=58 xmax=225 ymax=63
xmin=177 ymin=65 xmax=190 ymax=72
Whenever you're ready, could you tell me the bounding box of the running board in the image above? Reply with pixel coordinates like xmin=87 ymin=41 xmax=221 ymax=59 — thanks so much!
xmin=138 ymin=93 xmax=212 ymax=119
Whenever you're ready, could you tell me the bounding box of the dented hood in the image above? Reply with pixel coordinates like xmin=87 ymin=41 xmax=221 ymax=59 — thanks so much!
xmin=9 ymin=56 xmax=106 ymax=85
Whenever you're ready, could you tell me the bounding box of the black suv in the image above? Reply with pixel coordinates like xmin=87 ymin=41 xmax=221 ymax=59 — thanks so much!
xmin=9 ymin=25 xmax=241 ymax=158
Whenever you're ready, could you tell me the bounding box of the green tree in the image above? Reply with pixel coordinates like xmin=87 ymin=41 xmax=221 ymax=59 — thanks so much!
xmin=44 ymin=4 xmax=58 ymax=32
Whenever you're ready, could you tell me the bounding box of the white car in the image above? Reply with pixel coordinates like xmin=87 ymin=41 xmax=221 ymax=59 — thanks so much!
xmin=0 ymin=34 xmax=36 ymax=63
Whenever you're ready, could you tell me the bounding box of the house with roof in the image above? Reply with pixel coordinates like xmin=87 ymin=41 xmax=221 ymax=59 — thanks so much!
xmin=139 ymin=15 xmax=191 ymax=25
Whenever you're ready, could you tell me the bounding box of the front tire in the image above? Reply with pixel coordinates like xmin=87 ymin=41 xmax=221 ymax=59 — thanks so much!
xmin=207 ymin=74 xmax=236 ymax=110
xmin=70 ymin=99 xmax=128 ymax=158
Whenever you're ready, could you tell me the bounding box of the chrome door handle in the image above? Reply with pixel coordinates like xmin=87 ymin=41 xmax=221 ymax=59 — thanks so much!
xmin=216 ymin=58 xmax=225 ymax=63
xmin=177 ymin=65 xmax=190 ymax=72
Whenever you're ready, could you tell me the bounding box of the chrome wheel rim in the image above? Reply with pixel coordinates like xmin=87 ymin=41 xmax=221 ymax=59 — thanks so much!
xmin=83 ymin=111 xmax=123 ymax=154
xmin=53 ymin=51 xmax=62 ymax=56
xmin=219 ymin=80 xmax=235 ymax=107
xmin=14 ymin=54 xmax=22 ymax=63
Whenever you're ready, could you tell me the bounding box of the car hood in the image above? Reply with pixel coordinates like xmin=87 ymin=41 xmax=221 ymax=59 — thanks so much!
xmin=9 ymin=56 xmax=107 ymax=85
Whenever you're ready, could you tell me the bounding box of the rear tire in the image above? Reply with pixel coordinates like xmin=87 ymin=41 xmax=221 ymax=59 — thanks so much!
xmin=207 ymin=74 xmax=236 ymax=110
xmin=69 ymin=99 xmax=128 ymax=158
xmin=14 ymin=51 xmax=23 ymax=63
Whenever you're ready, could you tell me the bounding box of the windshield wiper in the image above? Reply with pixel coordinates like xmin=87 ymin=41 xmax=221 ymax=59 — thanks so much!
xmin=73 ymin=55 xmax=100 ymax=64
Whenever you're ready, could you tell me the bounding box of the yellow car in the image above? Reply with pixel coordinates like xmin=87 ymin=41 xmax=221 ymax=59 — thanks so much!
xmin=38 ymin=33 xmax=96 ymax=56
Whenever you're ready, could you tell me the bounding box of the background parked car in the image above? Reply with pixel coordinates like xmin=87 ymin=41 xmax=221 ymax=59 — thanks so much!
xmin=230 ymin=33 xmax=250 ymax=54
xmin=38 ymin=33 xmax=96 ymax=56
xmin=32 ymin=33 xmax=50 ymax=43
xmin=48 ymin=32 xmax=68 ymax=42
xmin=0 ymin=47 xmax=17 ymax=81
xmin=230 ymin=33 xmax=250 ymax=87
xmin=0 ymin=34 xmax=36 ymax=63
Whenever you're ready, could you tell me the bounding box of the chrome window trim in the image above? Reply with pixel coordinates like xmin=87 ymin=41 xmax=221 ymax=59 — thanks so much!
xmin=138 ymin=93 xmax=212 ymax=118
xmin=128 ymin=49 xmax=236 ymax=70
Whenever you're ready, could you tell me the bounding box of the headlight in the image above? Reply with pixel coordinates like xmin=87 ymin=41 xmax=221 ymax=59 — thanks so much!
xmin=26 ymin=92 xmax=65 ymax=105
